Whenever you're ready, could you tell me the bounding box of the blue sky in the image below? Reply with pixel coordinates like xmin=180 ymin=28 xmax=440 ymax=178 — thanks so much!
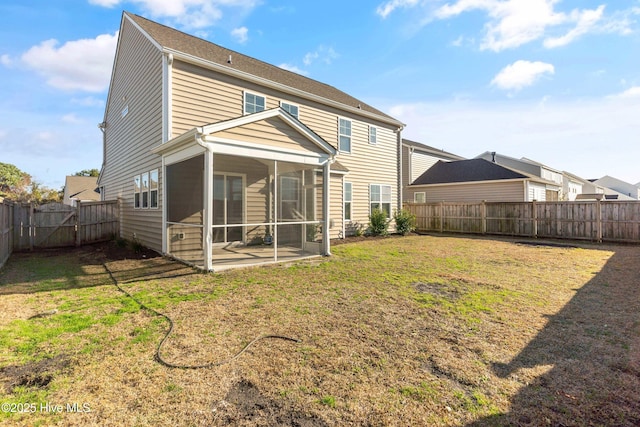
xmin=1 ymin=0 xmax=639 ymax=189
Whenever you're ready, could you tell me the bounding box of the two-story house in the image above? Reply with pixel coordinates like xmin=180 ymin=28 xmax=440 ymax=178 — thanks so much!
xmin=97 ymin=12 xmax=404 ymax=271
xmin=475 ymin=152 xmax=562 ymax=201
xmin=401 ymin=139 xmax=464 ymax=202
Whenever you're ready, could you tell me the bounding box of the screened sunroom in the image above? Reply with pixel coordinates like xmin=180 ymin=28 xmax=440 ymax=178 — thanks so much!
xmin=153 ymin=109 xmax=335 ymax=271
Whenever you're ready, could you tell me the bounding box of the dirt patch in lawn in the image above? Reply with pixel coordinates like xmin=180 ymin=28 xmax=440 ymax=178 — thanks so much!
xmin=1 ymin=354 xmax=71 ymax=393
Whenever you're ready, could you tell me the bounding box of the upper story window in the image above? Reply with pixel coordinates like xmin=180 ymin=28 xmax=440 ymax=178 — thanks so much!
xmin=339 ymin=118 xmax=352 ymax=153
xmin=281 ymin=102 xmax=299 ymax=119
xmin=369 ymin=126 xmax=377 ymax=145
xmin=244 ymin=92 xmax=265 ymax=114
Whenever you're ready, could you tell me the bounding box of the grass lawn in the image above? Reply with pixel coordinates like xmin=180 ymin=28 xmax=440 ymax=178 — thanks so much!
xmin=0 ymin=235 xmax=639 ymax=426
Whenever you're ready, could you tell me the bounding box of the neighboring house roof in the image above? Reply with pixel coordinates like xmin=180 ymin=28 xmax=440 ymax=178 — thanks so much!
xmin=412 ymin=159 xmax=533 ymax=185
xmin=402 ymin=139 xmax=465 ymax=161
xmin=64 ymin=176 xmax=100 ymax=202
xmin=592 ymin=175 xmax=640 ymax=199
xmin=126 ymin=13 xmax=402 ymax=127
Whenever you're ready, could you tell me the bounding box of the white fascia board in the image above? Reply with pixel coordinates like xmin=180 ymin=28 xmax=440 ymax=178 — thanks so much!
xmin=164 ymin=48 xmax=404 ymax=129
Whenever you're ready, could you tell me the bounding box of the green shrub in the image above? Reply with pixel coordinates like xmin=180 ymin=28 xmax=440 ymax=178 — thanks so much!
xmin=368 ymin=208 xmax=390 ymax=236
xmin=394 ymin=209 xmax=416 ymax=236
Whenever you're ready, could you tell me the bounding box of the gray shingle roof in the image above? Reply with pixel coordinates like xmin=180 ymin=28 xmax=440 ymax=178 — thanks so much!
xmin=411 ymin=159 xmax=527 ymax=185
xmin=127 ymin=13 xmax=400 ymax=124
xmin=402 ymin=138 xmax=465 ymax=160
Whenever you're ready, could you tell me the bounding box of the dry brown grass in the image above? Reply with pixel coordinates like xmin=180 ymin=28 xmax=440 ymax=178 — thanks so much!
xmin=1 ymin=235 xmax=639 ymax=426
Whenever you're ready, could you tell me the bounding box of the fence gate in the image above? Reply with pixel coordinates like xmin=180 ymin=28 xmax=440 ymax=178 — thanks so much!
xmin=13 ymin=201 xmax=119 ymax=251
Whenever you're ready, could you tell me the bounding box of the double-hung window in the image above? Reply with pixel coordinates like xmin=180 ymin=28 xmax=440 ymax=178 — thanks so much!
xmin=370 ymin=184 xmax=391 ymax=218
xmin=281 ymin=102 xmax=299 ymax=119
xmin=368 ymin=126 xmax=377 ymax=145
xmin=338 ymin=118 xmax=351 ymax=153
xmin=244 ymin=92 xmax=265 ymax=114
xmin=344 ymin=182 xmax=352 ymax=221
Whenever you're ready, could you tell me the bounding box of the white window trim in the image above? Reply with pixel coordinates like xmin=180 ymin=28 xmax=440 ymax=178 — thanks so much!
xmin=370 ymin=183 xmax=392 ymax=218
xmin=338 ymin=117 xmax=352 ymax=154
xmin=368 ymin=125 xmax=377 ymax=145
xmin=280 ymin=101 xmax=299 ymax=119
xmin=344 ymin=181 xmax=353 ymax=222
xmin=243 ymin=90 xmax=267 ymax=115
xmin=150 ymin=169 xmax=159 ymax=209
xmin=134 ymin=175 xmax=141 ymax=209
xmin=414 ymin=192 xmax=426 ymax=203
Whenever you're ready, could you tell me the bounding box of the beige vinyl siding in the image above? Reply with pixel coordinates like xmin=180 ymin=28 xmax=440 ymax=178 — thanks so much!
xmin=171 ymin=60 xmax=399 ymax=234
xmin=407 ymin=181 xmax=526 ymax=203
xmin=329 ymin=174 xmax=343 ymax=239
xmin=100 ymin=18 xmax=164 ymax=251
xmin=335 ymin=122 xmax=398 ymax=234
xmin=213 ymin=117 xmax=321 ymax=154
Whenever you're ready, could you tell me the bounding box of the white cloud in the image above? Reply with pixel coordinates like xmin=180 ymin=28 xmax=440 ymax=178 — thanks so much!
xmin=610 ymin=86 xmax=640 ymax=99
xmin=432 ymin=0 xmax=628 ymax=51
xmin=491 ymin=60 xmax=555 ymax=91
xmin=302 ymin=46 xmax=338 ymax=66
xmin=62 ymin=114 xmax=82 ymax=124
xmin=1 ymin=54 xmax=13 ymax=66
xmin=543 ymin=5 xmax=605 ymax=48
xmin=90 ymin=0 xmax=260 ymax=30
xmin=231 ymin=26 xmax=248 ymax=43
xmin=376 ymin=0 xmax=419 ymax=19
xmin=21 ymin=32 xmax=118 ymax=92
xmin=278 ymin=63 xmax=309 ymax=76
xmin=386 ymin=95 xmax=640 ymax=183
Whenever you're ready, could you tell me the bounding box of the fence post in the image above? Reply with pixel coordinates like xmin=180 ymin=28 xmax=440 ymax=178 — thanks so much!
xmin=29 ymin=202 xmax=35 ymax=251
xmin=532 ymin=200 xmax=537 ymax=238
xmin=481 ymin=200 xmax=487 ymax=234
xmin=75 ymin=202 xmax=81 ymax=247
xmin=439 ymin=201 xmax=444 ymax=233
xmin=596 ymin=200 xmax=602 ymax=243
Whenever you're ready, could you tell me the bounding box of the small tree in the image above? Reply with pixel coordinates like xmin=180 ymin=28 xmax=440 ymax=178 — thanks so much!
xmin=394 ymin=209 xmax=416 ymax=236
xmin=368 ymin=208 xmax=390 ymax=236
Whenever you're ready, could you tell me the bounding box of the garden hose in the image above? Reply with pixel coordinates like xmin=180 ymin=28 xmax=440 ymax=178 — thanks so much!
xmin=103 ymin=263 xmax=301 ymax=369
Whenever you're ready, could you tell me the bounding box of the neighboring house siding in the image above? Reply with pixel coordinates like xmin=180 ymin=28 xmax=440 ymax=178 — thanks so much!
xmin=528 ymin=182 xmax=547 ymax=201
xmin=410 ymin=151 xmax=442 ymax=183
xmin=170 ymin=59 xmax=398 ymax=236
xmin=100 ymin=18 xmax=164 ymax=251
xmin=407 ymin=181 xmax=525 ymax=203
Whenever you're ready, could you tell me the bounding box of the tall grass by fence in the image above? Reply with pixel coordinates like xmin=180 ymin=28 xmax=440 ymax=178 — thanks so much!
xmin=0 ymin=198 xmax=14 ymax=269
xmin=405 ymin=201 xmax=640 ymax=243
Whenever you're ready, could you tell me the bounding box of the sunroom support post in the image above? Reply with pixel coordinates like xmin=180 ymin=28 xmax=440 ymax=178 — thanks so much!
xmin=203 ymin=150 xmax=214 ymax=271
xmin=322 ymin=160 xmax=331 ymax=256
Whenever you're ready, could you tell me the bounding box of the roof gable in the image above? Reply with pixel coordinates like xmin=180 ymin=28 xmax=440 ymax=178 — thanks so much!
xmin=412 ymin=159 xmax=528 ymax=185
xmin=125 ymin=12 xmax=401 ymax=126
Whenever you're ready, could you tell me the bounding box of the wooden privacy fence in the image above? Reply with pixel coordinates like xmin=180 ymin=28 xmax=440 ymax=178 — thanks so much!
xmin=0 ymin=198 xmax=14 ymax=269
xmin=12 ymin=200 xmax=119 ymax=251
xmin=405 ymin=201 xmax=640 ymax=243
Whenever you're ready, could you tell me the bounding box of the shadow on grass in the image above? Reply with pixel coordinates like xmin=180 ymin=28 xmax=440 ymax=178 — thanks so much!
xmin=467 ymin=246 xmax=640 ymax=426
xmin=0 ymin=242 xmax=193 ymax=295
